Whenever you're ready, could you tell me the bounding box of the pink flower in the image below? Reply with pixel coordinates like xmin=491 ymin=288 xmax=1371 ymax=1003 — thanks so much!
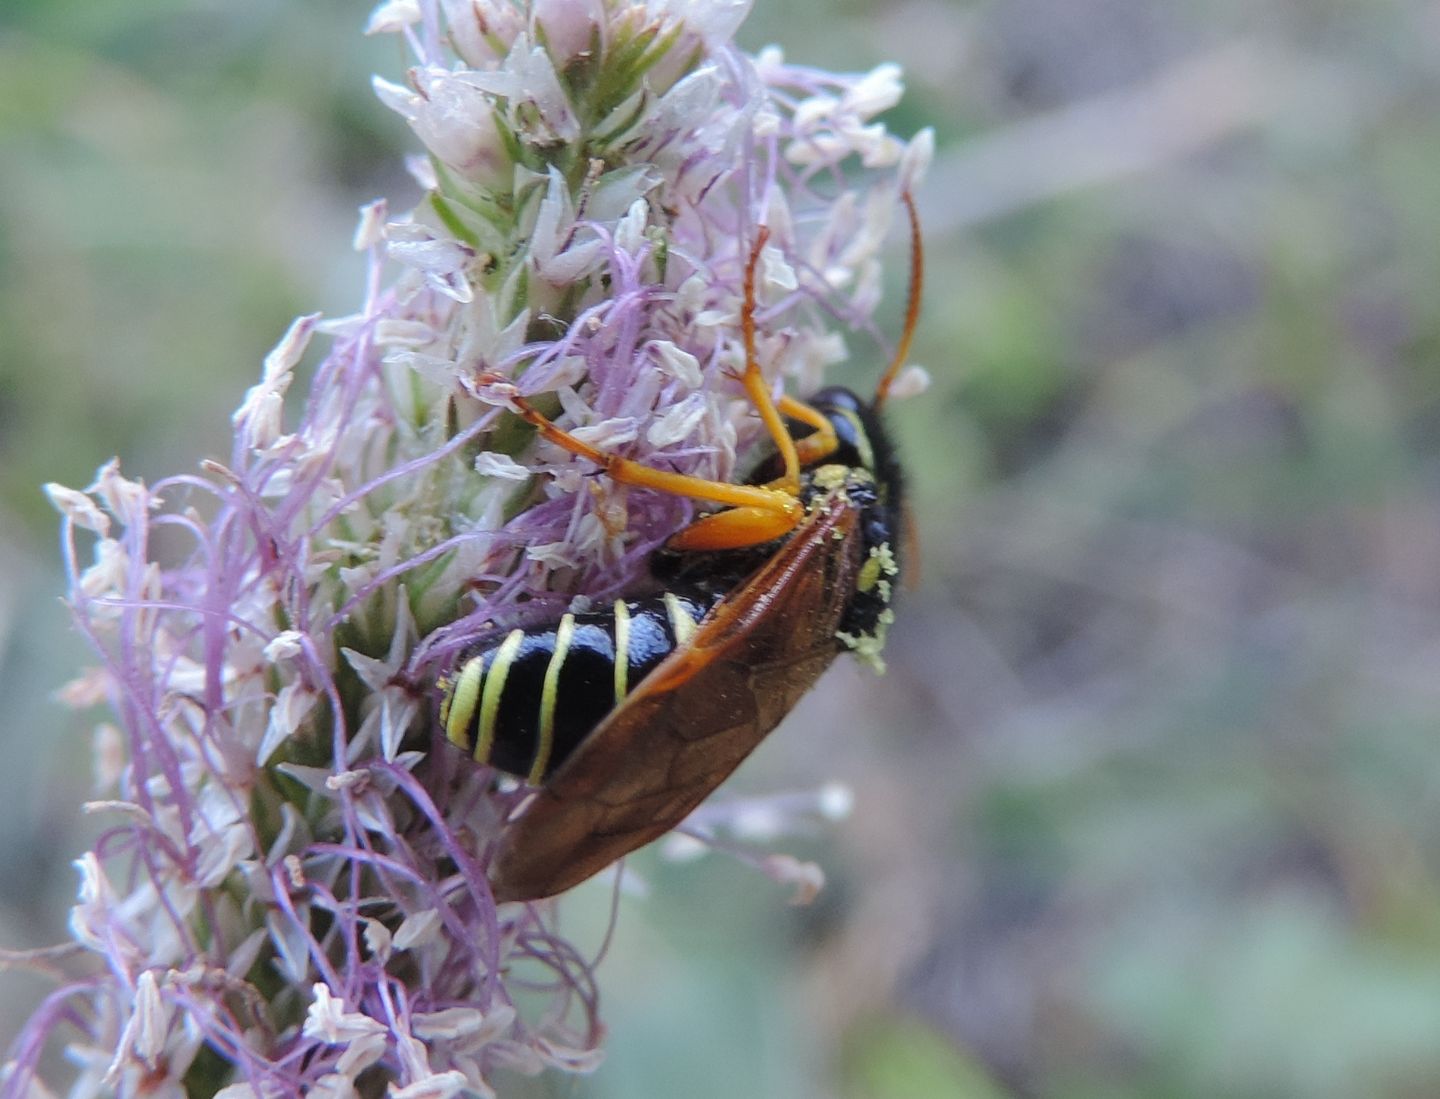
xmin=7 ymin=2 xmax=928 ymax=1095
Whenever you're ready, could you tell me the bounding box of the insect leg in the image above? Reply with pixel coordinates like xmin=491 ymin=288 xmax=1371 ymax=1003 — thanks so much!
xmin=777 ymin=394 xmax=839 ymax=467
xmin=487 ymin=382 xmax=804 ymax=548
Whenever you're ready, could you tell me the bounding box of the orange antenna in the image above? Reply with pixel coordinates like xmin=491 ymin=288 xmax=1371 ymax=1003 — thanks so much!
xmin=740 ymin=225 xmax=802 ymax=492
xmin=873 ymin=190 xmax=923 ymax=409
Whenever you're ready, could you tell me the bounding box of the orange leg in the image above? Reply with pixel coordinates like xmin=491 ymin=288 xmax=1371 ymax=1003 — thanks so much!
xmin=666 ymin=502 xmax=801 ymax=552
xmin=476 ymin=226 xmax=819 ymax=553
xmin=488 ymin=383 xmax=803 ymax=551
xmin=778 ymin=394 xmax=838 ymax=467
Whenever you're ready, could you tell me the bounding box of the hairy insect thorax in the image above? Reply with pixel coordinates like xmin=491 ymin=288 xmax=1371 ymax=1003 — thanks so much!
xmin=805 ymin=386 xmax=904 ymax=670
xmin=652 ymin=382 xmax=903 ymax=656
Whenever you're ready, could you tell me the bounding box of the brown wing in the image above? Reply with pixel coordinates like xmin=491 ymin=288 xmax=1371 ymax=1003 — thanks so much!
xmin=487 ymin=490 xmax=864 ymax=903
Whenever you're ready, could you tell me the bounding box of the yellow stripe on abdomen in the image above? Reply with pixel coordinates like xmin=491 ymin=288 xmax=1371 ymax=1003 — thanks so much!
xmin=664 ymin=592 xmax=698 ymax=646
xmin=528 ymin=613 xmax=576 ymax=784
xmin=612 ymin=599 xmax=631 ymax=703
xmin=474 ymin=629 xmax=524 ymax=764
xmin=443 ymin=658 xmax=485 ymax=750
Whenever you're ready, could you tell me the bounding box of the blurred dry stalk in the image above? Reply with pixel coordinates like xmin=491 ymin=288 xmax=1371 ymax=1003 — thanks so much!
xmin=925 ymin=41 xmax=1293 ymax=232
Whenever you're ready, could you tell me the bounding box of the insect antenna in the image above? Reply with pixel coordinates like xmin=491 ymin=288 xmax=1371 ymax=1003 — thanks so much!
xmin=740 ymin=225 xmax=803 ymax=494
xmin=872 ymin=190 xmax=924 ymax=409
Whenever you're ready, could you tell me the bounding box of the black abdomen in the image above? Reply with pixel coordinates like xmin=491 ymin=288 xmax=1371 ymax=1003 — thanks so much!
xmin=441 ymin=589 xmax=722 ymax=782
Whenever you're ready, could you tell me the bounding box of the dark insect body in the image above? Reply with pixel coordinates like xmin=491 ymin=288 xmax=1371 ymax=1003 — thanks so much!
xmin=440 ymin=589 xmax=725 ymax=784
xmin=441 ymin=195 xmax=922 ymax=902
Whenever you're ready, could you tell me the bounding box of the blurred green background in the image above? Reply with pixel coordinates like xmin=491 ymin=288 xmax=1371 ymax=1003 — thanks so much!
xmin=6 ymin=1 xmax=1440 ymax=1096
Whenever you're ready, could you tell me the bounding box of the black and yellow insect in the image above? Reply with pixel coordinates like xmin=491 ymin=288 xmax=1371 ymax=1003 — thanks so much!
xmin=441 ymin=193 xmax=922 ymax=903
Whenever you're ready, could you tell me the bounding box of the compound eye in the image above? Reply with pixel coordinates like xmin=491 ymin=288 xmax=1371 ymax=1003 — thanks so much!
xmin=827 ymin=414 xmax=863 ymax=465
xmin=801 ymin=387 xmax=871 ymax=470
xmin=807 ymin=386 xmax=863 ymax=415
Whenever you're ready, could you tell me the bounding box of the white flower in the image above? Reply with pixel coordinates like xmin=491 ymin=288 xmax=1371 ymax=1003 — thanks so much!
xmin=386 ymin=223 xmax=477 ymax=303
xmin=110 ymin=971 xmax=171 ymax=1071
xmin=531 ymin=0 xmax=603 ymax=64
xmin=650 ymin=340 xmax=703 ymax=387
xmin=365 ymin=1 xmax=421 ymax=36
xmin=460 ymin=33 xmax=579 ymax=144
xmin=304 ymin=984 xmax=388 ymax=1045
xmin=44 ymin=482 xmax=110 ymax=535
xmin=403 ymin=68 xmax=513 ymax=187
xmin=646 ymin=392 xmax=709 ymax=447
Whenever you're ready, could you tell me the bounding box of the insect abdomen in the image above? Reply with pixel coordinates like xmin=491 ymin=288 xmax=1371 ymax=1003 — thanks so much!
xmin=442 ymin=589 xmax=721 ymax=783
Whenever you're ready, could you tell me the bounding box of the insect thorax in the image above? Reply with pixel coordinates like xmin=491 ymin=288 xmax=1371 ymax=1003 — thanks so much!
xmin=803 ymin=388 xmax=904 ymax=672
xmin=804 ymin=464 xmax=900 ymax=672
xmin=441 ymin=387 xmax=906 ymax=780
